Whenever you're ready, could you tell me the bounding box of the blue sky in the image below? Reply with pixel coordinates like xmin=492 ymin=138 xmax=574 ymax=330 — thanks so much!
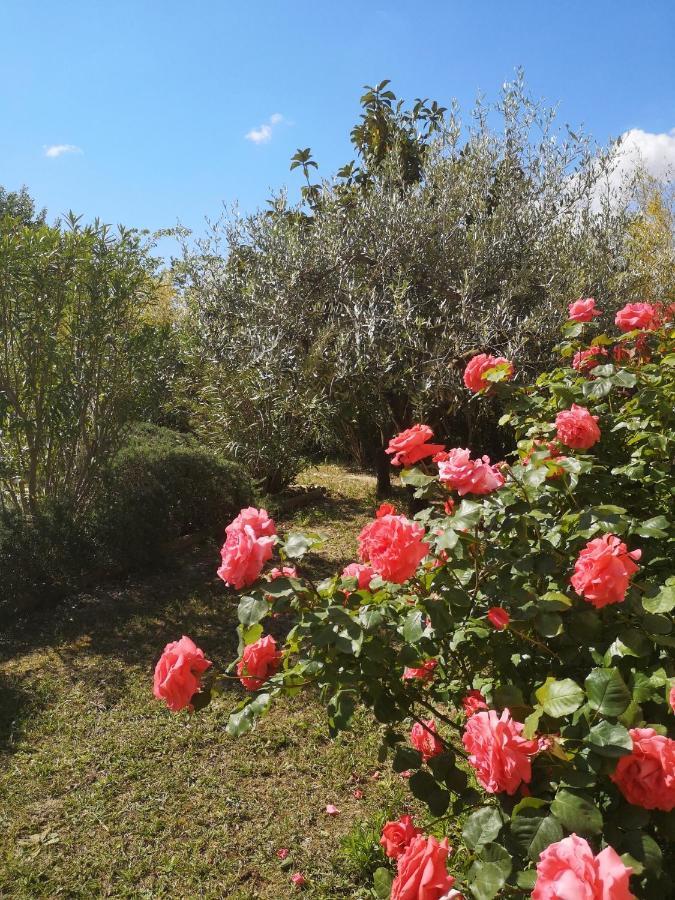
xmin=1 ymin=0 xmax=674 ymax=253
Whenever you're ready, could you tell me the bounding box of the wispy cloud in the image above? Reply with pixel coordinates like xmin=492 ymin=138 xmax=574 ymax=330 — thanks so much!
xmin=44 ymin=144 xmax=83 ymax=158
xmin=245 ymin=113 xmax=285 ymax=144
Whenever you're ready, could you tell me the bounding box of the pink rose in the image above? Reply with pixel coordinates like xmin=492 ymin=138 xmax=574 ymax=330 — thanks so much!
xmin=410 ymin=718 xmax=444 ymax=762
xmin=386 ymin=425 xmax=446 ymax=467
xmin=403 ymin=659 xmax=438 ymax=682
xmin=437 ymin=448 xmax=505 ymax=496
xmin=380 ymin=814 xmax=421 ymax=860
xmin=555 ymin=404 xmax=601 ymax=450
xmin=237 ymin=635 xmax=281 ymax=690
xmin=615 ymin=302 xmax=659 ymax=332
xmin=268 ymin=566 xmax=297 ymax=580
xmin=228 ymin=506 xmax=276 ymax=538
xmin=376 ymin=502 xmax=397 ymax=517
xmin=391 ymin=835 xmax=455 ymax=900
xmin=570 ymin=534 xmax=641 ymax=608
xmin=358 ymin=514 xmax=428 ymax=584
xmin=462 ymin=690 xmax=488 ymax=716
xmin=462 ymin=709 xmax=538 ymax=795
xmin=568 ymin=297 xmax=601 ymax=322
xmin=341 ymin=562 xmax=376 ymax=590
xmin=218 ymin=506 xmax=277 ymax=588
xmin=533 ymin=834 xmax=634 ymax=899
xmin=670 ymin=684 xmax=675 ymax=713
xmin=572 ymin=346 xmax=608 ymax=374
xmin=153 ymin=635 xmax=212 ymax=712
xmin=463 ymin=354 xmax=514 ymax=393
xmin=487 ymin=607 xmax=510 ymax=630
xmin=611 ymin=728 xmax=675 ymax=811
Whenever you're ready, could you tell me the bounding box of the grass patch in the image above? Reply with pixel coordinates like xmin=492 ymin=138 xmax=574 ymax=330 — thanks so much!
xmin=0 ymin=465 xmax=413 ymax=898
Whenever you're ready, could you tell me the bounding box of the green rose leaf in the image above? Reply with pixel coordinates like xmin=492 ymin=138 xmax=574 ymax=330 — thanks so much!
xmin=537 ymin=677 xmax=584 ymax=717
xmin=283 ymin=531 xmax=322 ymax=559
xmin=462 ymin=806 xmax=504 ymax=850
xmin=237 ymin=594 xmax=269 ymax=627
xmin=551 ymin=788 xmax=603 ymax=835
xmin=392 ymin=744 xmax=423 ymax=773
xmin=585 ymin=668 xmax=631 ymax=716
xmin=373 ymin=867 xmax=394 ymax=898
xmin=468 ymin=860 xmax=507 ymax=900
xmin=642 ymin=580 xmax=675 ymax=614
xmin=585 ymin=721 xmax=633 ymax=757
xmin=511 ymin=809 xmax=563 ymax=861
xmin=225 ymin=693 xmax=271 ymax=737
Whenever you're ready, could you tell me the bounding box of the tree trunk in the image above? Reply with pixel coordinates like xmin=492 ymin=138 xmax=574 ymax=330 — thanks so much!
xmin=375 ymin=447 xmax=391 ymax=498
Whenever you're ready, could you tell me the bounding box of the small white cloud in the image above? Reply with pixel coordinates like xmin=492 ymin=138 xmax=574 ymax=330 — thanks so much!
xmin=245 ymin=113 xmax=286 ymax=144
xmin=610 ymin=127 xmax=675 ymax=185
xmin=245 ymin=124 xmax=273 ymax=144
xmin=44 ymin=144 xmax=83 ymax=158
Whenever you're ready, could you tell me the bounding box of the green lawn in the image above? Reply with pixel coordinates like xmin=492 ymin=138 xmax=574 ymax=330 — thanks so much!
xmin=0 ymin=466 xmax=414 ymax=899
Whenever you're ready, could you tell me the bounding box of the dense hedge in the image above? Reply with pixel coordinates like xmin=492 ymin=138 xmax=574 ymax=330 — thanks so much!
xmin=0 ymin=425 xmax=252 ymax=617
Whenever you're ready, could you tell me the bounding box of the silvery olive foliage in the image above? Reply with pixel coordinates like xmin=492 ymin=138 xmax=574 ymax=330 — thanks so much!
xmin=177 ymin=74 xmax=667 ymax=492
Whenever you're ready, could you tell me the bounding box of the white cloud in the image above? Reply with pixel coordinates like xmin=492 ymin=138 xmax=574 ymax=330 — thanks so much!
xmin=245 ymin=113 xmax=285 ymax=144
xmin=607 ymin=128 xmax=675 ymax=191
xmin=44 ymin=143 xmax=83 ymax=158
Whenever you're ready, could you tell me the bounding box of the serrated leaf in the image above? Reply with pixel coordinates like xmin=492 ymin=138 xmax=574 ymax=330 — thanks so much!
xmin=511 ymin=810 xmax=563 ymax=861
xmin=237 ymin=594 xmax=269 ymax=627
xmin=462 ymin=806 xmax=503 ymax=850
xmin=538 ymin=678 xmax=584 ymax=717
xmin=585 ymin=721 xmax=633 ymax=757
xmin=551 ymin=788 xmax=603 ymax=835
xmin=585 ymin=668 xmax=631 ymax=716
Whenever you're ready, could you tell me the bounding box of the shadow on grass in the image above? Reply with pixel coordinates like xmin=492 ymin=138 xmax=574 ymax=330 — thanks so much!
xmin=0 ymin=673 xmax=46 ymax=755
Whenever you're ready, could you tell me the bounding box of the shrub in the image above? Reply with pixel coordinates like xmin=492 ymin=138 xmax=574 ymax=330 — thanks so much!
xmin=0 ymin=213 xmax=158 ymax=515
xmin=0 ymin=501 xmax=92 ymax=615
xmin=95 ymin=424 xmax=253 ymax=569
xmin=157 ymin=304 xmax=674 ymax=897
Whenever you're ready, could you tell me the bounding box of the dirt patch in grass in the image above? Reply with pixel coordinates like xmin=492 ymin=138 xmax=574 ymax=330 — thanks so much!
xmin=0 ymin=465 xmax=412 ymax=899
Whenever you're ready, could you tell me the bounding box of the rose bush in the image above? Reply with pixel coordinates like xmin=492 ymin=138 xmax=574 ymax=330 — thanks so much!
xmin=152 ymin=306 xmax=674 ymax=897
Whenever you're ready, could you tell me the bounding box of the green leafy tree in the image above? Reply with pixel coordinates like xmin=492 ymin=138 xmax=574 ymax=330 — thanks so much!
xmin=0 ymin=213 xmax=157 ymax=514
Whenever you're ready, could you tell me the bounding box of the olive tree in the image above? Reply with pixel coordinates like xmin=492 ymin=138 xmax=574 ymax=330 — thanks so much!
xmin=179 ymin=75 xmax=663 ymax=494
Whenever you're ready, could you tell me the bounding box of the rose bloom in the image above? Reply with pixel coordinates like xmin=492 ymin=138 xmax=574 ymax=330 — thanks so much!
xmin=403 ymin=659 xmax=438 ymax=682
xmin=268 ymin=566 xmax=297 ymax=580
xmin=391 ymin=835 xmax=456 ymax=900
xmin=555 ymin=404 xmax=601 ymax=450
xmin=341 ymin=562 xmax=376 ymax=590
xmin=670 ymin=684 xmax=675 ymax=713
xmin=358 ymin=514 xmax=428 ymax=584
xmin=487 ymin=607 xmax=510 ymax=630
xmin=380 ymin=814 xmax=421 ymax=860
xmin=615 ymin=302 xmax=659 ymax=332
xmin=153 ymin=636 xmax=212 ymax=712
xmin=376 ymin=502 xmax=397 ymax=518
xmin=568 ymin=297 xmax=601 ymax=322
xmin=438 ymin=448 xmax=505 ymax=496
xmin=572 ymin=346 xmax=608 ymax=374
xmin=410 ymin=718 xmax=444 ymax=762
xmin=533 ymin=834 xmax=634 ymax=900
xmin=611 ymin=728 xmax=675 ymax=811
xmin=217 ymin=523 xmax=275 ymax=589
xmin=462 ymin=709 xmax=538 ymax=795
xmin=570 ymin=533 xmax=641 ymax=608
xmin=463 ymin=353 xmax=514 ymax=393
xmin=462 ymin=690 xmax=488 ymax=716
xmin=386 ymin=425 xmax=446 ymax=467
xmin=237 ymin=635 xmax=282 ymax=690
xmin=228 ymin=506 xmax=276 ymax=538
